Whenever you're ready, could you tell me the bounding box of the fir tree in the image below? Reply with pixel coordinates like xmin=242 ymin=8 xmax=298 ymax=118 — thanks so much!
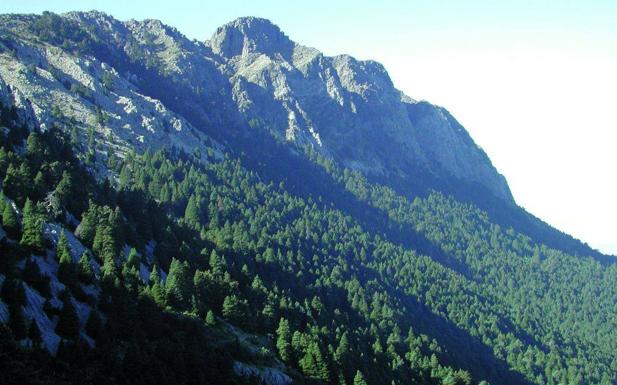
xmin=149 ymin=265 xmax=166 ymax=307
xmin=165 ymin=258 xmax=191 ymax=310
xmin=2 ymin=201 xmax=20 ymax=239
xmin=126 ymin=247 xmax=140 ymax=268
xmin=209 ymin=249 xmax=226 ymax=275
xmin=56 ymin=230 xmax=72 ymax=264
xmin=20 ymin=198 xmax=45 ymax=252
xmin=353 ymin=371 xmax=367 ymax=385
xmin=75 ymin=201 xmax=98 ymax=246
xmin=205 ymin=310 xmax=216 ymax=326
xmin=222 ymin=294 xmax=248 ymax=326
xmin=335 ymin=331 xmax=350 ymax=365
xmin=101 ymin=255 xmax=118 ymax=280
xmin=77 ymin=252 xmax=95 ymax=283
xmin=184 ymin=194 xmax=201 ymax=228
xmin=54 ymin=171 xmax=73 ymax=209
xmin=0 ymin=190 xmax=5 ymax=214
xmin=276 ymin=318 xmax=292 ymax=363
xmin=92 ymin=223 xmax=116 ymax=263
xmin=57 ymin=231 xmax=75 ymax=284
xmin=299 ymin=342 xmax=330 ymax=382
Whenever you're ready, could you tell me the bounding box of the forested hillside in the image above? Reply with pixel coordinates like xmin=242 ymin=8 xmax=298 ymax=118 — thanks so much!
xmin=0 ymin=10 xmax=615 ymax=385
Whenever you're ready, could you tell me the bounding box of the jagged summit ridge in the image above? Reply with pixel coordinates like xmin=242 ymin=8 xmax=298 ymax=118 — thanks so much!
xmin=0 ymin=11 xmax=513 ymax=202
xmin=209 ymin=17 xmax=295 ymax=58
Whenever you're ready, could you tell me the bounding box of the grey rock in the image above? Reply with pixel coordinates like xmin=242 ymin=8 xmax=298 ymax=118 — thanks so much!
xmin=0 ymin=12 xmax=513 ymax=202
xmin=207 ymin=17 xmax=512 ymax=201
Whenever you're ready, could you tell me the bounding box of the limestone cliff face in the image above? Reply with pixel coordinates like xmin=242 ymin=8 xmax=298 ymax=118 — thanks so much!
xmin=0 ymin=12 xmax=513 ymax=202
xmin=207 ymin=17 xmax=513 ymax=201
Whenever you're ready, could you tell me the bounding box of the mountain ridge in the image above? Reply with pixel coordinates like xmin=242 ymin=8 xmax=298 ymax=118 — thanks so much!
xmin=0 ymin=10 xmax=513 ymax=202
xmin=0 ymin=10 xmax=616 ymax=385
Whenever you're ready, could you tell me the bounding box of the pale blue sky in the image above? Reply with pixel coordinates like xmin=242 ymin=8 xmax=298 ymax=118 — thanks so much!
xmin=2 ymin=1 xmax=616 ymax=255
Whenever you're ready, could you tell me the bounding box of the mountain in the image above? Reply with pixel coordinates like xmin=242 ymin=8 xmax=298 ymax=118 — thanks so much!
xmin=209 ymin=17 xmax=513 ymax=202
xmin=0 ymin=12 xmax=512 ymax=201
xmin=0 ymin=10 xmax=615 ymax=385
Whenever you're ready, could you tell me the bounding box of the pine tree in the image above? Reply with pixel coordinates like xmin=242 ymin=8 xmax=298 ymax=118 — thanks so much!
xmin=20 ymin=198 xmax=45 ymax=252
xmin=101 ymin=254 xmax=118 ymax=280
xmin=3 ymin=163 xmax=29 ymax=204
xmin=0 ymin=190 xmax=5 ymax=214
xmin=56 ymin=231 xmax=72 ymax=263
xmin=222 ymin=294 xmax=248 ymax=326
xmin=209 ymin=249 xmax=226 ymax=275
xmin=77 ymin=252 xmax=95 ymax=283
xmin=54 ymin=171 xmax=73 ymax=209
xmin=184 ymin=194 xmax=201 ymax=228
xmin=33 ymin=171 xmax=46 ymax=199
xmin=441 ymin=374 xmax=458 ymax=385
xmin=166 ymin=258 xmax=191 ymax=309
xmin=335 ymin=331 xmax=350 ymax=365
xmin=353 ymin=370 xmax=367 ymax=385
xmin=299 ymin=342 xmax=330 ymax=382
xmin=338 ymin=373 xmax=348 ymax=385
xmin=75 ymin=201 xmax=98 ymax=246
xmin=149 ymin=265 xmax=166 ymax=306
xmin=276 ymin=318 xmax=292 ymax=363
xmin=25 ymin=132 xmax=45 ymax=164
xmin=2 ymin=201 xmax=20 ymax=239
xmin=92 ymin=223 xmax=117 ymax=263
xmin=205 ymin=310 xmax=216 ymax=326
xmin=57 ymin=231 xmax=75 ymax=284
xmin=126 ymin=247 xmax=140 ymax=268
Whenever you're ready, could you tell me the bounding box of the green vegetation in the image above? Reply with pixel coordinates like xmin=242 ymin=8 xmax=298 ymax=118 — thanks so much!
xmin=0 ymin=62 xmax=616 ymax=385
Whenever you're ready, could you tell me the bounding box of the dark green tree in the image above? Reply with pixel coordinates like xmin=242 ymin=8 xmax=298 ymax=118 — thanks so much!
xmin=222 ymin=294 xmax=248 ymax=326
xmin=75 ymin=201 xmax=98 ymax=246
xmin=54 ymin=171 xmax=73 ymax=210
xmin=184 ymin=194 xmax=201 ymax=228
xmin=205 ymin=310 xmax=216 ymax=326
xmin=353 ymin=371 xmax=367 ymax=385
xmin=299 ymin=342 xmax=330 ymax=382
xmin=149 ymin=265 xmax=166 ymax=307
xmin=57 ymin=231 xmax=75 ymax=284
xmin=77 ymin=252 xmax=95 ymax=283
xmin=1 ymin=201 xmax=19 ymax=238
xmin=209 ymin=249 xmax=226 ymax=275
xmin=165 ymin=258 xmax=191 ymax=310
xmin=126 ymin=247 xmax=140 ymax=268
xmin=20 ymin=199 xmax=45 ymax=252
xmin=276 ymin=318 xmax=292 ymax=363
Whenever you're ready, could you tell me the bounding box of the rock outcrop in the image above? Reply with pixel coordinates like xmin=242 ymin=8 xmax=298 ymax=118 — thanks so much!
xmin=0 ymin=12 xmax=513 ymax=202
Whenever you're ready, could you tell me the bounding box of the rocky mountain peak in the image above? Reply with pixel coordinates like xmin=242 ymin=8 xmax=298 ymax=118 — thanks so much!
xmin=0 ymin=11 xmax=515 ymax=203
xmin=209 ymin=17 xmax=294 ymax=58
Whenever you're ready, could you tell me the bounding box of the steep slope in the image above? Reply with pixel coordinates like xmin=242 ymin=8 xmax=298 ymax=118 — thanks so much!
xmin=208 ymin=17 xmax=513 ymax=202
xmin=0 ymin=12 xmax=511 ymax=203
xmin=0 ymin=10 xmax=615 ymax=385
xmin=1 ymin=12 xmax=595 ymax=260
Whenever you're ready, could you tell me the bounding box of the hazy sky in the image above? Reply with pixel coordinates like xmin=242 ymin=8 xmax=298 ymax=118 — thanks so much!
xmin=3 ymin=1 xmax=616 ymax=255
